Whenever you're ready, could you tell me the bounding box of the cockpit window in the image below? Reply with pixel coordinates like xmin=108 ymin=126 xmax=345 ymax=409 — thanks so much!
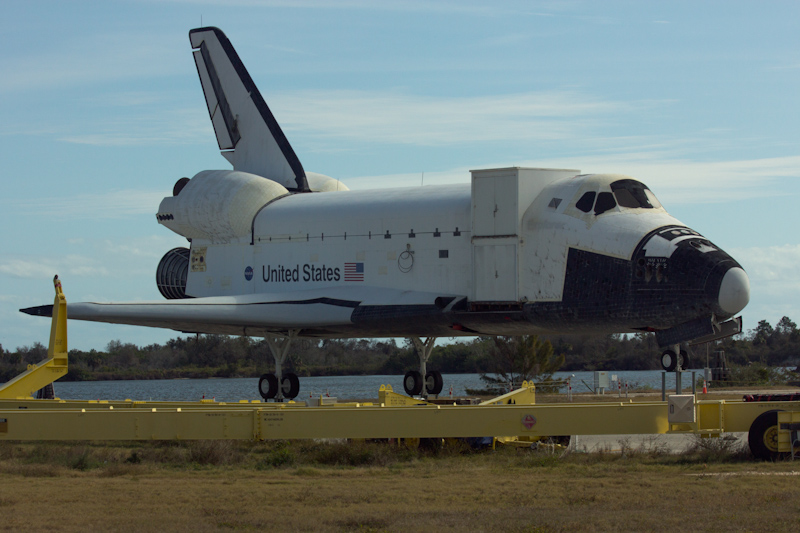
xmin=610 ymin=179 xmax=662 ymax=209
xmin=644 ymin=189 xmax=662 ymax=209
xmin=594 ymin=192 xmax=616 ymax=215
xmin=576 ymin=191 xmax=596 ymax=213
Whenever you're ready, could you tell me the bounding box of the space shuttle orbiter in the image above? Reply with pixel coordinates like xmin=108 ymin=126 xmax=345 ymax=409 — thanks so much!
xmin=23 ymin=27 xmax=749 ymax=400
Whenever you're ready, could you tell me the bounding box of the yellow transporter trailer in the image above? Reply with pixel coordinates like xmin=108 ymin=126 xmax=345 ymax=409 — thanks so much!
xmin=3 ymin=278 xmax=800 ymax=461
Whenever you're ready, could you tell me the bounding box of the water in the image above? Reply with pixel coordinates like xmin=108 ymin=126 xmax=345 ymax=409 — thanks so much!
xmin=52 ymin=369 xmax=703 ymax=402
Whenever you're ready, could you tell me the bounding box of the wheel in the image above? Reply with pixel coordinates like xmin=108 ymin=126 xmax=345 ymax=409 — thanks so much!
xmin=403 ymin=370 xmax=423 ymax=396
xmin=36 ymin=383 xmax=55 ymax=399
xmin=553 ymin=435 xmax=571 ymax=447
xmin=661 ymin=350 xmax=678 ymax=372
xmin=679 ymin=348 xmax=690 ymax=370
xmin=281 ymin=373 xmax=300 ymax=399
xmin=425 ymin=371 xmax=444 ymax=395
xmin=258 ymin=373 xmax=278 ymax=400
xmin=538 ymin=436 xmax=571 ymax=448
xmin=749 ymin=410 xmax=788 ymax=461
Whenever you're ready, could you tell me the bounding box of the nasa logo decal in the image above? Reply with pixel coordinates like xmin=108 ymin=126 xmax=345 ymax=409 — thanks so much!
xmin=244 ymin=266 xmax=254 ymax=281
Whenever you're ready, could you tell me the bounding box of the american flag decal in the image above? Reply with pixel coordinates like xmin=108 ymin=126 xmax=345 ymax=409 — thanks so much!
xmin=344 ymin=262 xmax=364 ymax=281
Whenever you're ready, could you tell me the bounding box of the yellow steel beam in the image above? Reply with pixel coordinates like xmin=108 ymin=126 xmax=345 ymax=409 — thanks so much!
xmin=718 ymin=401 xmax=800 ymax=433
xmin=0 ymin=398 xmax=268 ymax=410
xmin=0 ymin=395 xmax=798 ymax=441
xmin=0 ymin=408 xmax=257 ymax=440
xmin=0 ymin=401 xmax=670 ymax=441
xmin=0 ymin=276 xmax=68 ymax=399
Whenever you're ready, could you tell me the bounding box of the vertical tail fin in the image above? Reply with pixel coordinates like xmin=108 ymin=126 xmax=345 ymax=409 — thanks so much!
xmin=189 ymin=27 xmax=309 ymax=192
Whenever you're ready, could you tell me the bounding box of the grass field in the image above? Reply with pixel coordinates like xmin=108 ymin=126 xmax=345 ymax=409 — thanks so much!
xmin=0 ymin=438 xmax=798 ymax=532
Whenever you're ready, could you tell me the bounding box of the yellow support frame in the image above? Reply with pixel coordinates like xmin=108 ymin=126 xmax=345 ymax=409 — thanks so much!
xmin=0 ymin=395 xmax=798 ymax=443
xmin=0 ymin=277 xmax=68 ymax=399
xmin=0 ymin=401 xmax=670 ymax=441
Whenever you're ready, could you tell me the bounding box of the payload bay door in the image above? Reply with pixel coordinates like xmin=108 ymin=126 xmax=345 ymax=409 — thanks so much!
xmin=472 ymin=175 xmax=518 ymax=237
xmin=472 ymin=170 xmax=520 ymax=302
xmin=473 ymin=241 xmax=517 ymax=301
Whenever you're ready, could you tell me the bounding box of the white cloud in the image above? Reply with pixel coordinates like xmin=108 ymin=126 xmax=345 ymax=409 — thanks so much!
xmin=0 ymin=255 xmax=108 ymax=279
xmin=343 ymin=153 xmax=800 ymax=205
xmin=58 ymin=107 xmax=211 ymax=147
xmin=727 ymin=244 xmax=800 ymax=328
xmin=7 ymin=189 xmax=168 ymax=218
xmin=479 ymin=34 xmax=532 ymax=47
xmin=0 ymin=260 xmax=57 ymax=279
xmin=0 ymin=32 xmax=185 ymax=94
xmin=731 ymin=244 xmax=800 ymax=290
xmin=523 ymin=153 xmax=800 ymax=205
xmin=6 ymin=87 xmax=643 ymax=148
xmin=150 ymin=0 xmax=516 ymax=15
xmin=273 ymin=89 xmax=635 ymax=145
xmin=99 ymin=235 xmax=189 ymax=261
xmin=768 ymin=62 xmax=800 ymax=71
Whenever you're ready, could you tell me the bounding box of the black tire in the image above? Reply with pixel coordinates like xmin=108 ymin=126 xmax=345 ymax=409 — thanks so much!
xmin=36 ymin=383 xmax=55 ymax=400
xmin=281 ymin=373 xmax=300 ymax=399
xmin=554 ymin=435 xmax=571 ymax=447
xmin=661 ymin=350 xmax=677 ymax=372
xmin=404 ymin=370 xmax=423 ymax=396
xmin=539 ymin=436 xmax=571 ymax=448
xmin=258 ymin=373 xmax=278 ymax=400
xmin=425 ymin=371 xmax=444 ymax=395
xmin=679 ymin=348 xmax=690 ymax=370
xmin=748 ymin=410 xmax=788 ymax=461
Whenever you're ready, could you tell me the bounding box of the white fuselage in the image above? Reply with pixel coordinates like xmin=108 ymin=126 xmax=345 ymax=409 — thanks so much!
xmin=188 ymin=184 xmax=473 ymax=299
xmin=181 ymin=170 xmax=682 ymax=306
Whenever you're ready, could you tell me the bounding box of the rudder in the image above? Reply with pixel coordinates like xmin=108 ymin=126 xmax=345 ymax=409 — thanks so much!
xmin=189 ymin=27 xmax=309 ymax=192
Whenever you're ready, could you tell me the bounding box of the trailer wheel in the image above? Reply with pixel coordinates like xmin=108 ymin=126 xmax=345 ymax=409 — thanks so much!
xmin=258 ymin=373 xmax=278 ymax=400
xmin=404 ymin=371 xmax=423 ymax=396
xmin=748 ymin=410 xmax=788 ymax=461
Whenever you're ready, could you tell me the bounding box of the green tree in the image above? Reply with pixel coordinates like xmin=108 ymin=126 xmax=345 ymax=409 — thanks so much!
xmin=474 ymin=335 xmax=565 ymax=394
xmin=776 ymin=316 xmax=797 ymax=336
xmin=752 ymin=320 xmax=774 ymax=346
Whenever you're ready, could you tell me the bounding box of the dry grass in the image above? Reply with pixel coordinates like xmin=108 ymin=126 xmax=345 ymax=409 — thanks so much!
xmin=0 ymin=440 xmax=798 ymax=531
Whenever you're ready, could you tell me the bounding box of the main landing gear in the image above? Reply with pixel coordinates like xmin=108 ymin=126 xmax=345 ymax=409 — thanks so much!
xmin=258 ymin=330 xmax=301 ymax=401
xmin=660 ymin=343 xmax=691 ymax=372
xmin=403 ymin=337 xmax=444 ymax=397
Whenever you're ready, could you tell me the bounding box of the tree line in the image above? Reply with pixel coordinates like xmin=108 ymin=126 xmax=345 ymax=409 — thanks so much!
xmin=2 ymin=316 xmax=799 ymax=382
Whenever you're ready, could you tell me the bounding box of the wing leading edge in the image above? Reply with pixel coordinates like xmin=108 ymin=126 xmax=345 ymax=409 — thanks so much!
xmin=21 ymin=286 xmax=467 ymax=338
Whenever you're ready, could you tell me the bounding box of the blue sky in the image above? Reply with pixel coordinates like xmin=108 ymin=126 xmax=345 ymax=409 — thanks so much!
xmin=1 ymin=0 xmax=799 ymax=351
